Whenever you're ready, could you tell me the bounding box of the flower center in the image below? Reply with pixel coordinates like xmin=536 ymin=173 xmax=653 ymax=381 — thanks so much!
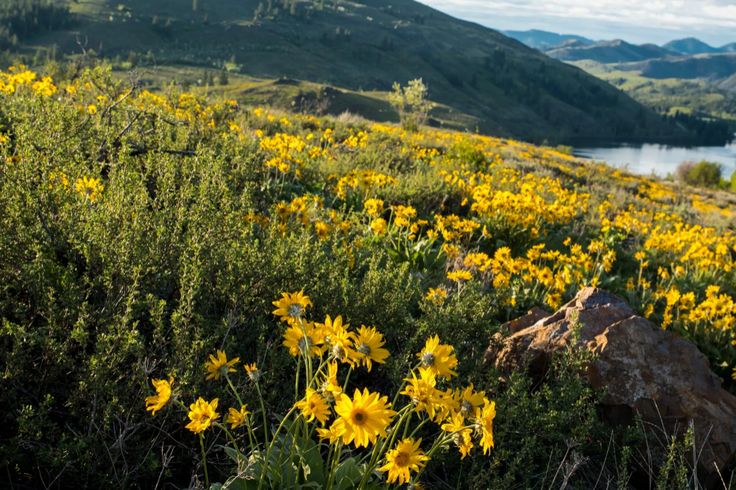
xmin=357 ymin=343 xmax=371 ymax=355
xmin=420 ymin=352 xmax=435 ymax=367
xmin=394 ymin=452 xmax=410 ymax=467
xmin=287 ymin=304 xmax=304 ymax=318
xmin=461 ymin=400 xmax=473 ymax=415
xmin=351 ymin=409 xmax=368 ymax=425
xmin=332 ymin=344 xmax=345 ymax=360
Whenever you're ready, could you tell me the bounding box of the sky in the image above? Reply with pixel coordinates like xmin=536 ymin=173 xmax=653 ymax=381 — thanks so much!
xmin=419 ymin=0 xmax=736 ymax=46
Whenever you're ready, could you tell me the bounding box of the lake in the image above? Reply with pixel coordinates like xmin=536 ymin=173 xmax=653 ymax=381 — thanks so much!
xmin=574 ymin=143 xmax=736 ymax=178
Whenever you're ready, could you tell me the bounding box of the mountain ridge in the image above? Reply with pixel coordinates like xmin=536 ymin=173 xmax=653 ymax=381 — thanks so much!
xmin=503 ymin=29 xmax=595 ymax=50
xmin=664 ymin=37 xmax=720 ymax=55
xmin=546 ymin=39 xmax=677 ymax=63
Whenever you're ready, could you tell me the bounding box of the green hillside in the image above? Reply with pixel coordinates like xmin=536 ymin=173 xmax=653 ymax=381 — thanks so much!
xmin=3 ymin=0 xmax=698 ymax=144
xmin=571 ymin=60 xmax=736 ymax=137
xmin=632 ymin=53 xmax=736 ymax=80
xmin=546 ymin=39 xmax=675 ymax=63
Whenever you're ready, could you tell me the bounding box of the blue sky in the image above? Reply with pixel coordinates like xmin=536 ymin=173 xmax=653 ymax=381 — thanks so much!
xmin=419 ymin=0 xmax=736 ymax=46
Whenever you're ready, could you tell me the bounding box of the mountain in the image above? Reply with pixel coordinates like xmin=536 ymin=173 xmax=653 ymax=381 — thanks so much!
xmin=720 ymin=73 xmax=736 ymax=93
xmin=722 ymin=43 xmax=736 ymax=53
xmin=632 ymin=53 xmax=736 ymax=80
xmin=504 ymin=29 xmax=594 ymax=50
xmin=546 ymin=39 xmax=676 ymax=63
xmin=8 ymin=0 xmax=696 ymax=145
xmin=664 ymin=37 xmax=720 ymax=55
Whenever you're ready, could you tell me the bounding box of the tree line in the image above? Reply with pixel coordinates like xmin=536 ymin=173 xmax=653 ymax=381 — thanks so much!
xmin=0 ymin=0 xmax=72 ymax=50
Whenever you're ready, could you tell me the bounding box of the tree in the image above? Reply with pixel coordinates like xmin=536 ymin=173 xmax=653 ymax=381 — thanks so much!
xmin=388 ymin=78 xmax=433 ymax=132
xmin=218 ymin=68 xmax=229 ymax=85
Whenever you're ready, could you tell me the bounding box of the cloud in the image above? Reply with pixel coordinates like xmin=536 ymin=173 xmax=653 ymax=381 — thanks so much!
xmin=419 ymin=0 xmax=736 ymax=44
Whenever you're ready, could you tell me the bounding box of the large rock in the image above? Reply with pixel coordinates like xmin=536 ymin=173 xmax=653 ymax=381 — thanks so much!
xmin=487 ymin=287 xmax=736 ymax=485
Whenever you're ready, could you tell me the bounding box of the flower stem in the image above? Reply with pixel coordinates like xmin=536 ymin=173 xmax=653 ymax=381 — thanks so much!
xmin=199 ymin=434 xmax=210 ymax=488
xmin=255 ymin=381 xmax=269 ymax=447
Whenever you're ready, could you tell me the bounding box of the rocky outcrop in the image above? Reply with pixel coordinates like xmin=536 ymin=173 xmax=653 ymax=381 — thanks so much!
xmin=486 ymin=287 xmax=736 ymax=485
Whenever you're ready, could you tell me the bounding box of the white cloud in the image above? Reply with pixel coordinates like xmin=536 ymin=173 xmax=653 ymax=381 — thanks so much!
xmin=418 ymin=0 xmax=736 ymax=44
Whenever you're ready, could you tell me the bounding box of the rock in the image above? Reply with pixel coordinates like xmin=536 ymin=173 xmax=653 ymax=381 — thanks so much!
xmin=488 ymin=287 xmax=736 ymax=486
xmin=505 ymin=306 xmax=551 ymax=334
xmin=484 ymin=306 xmax=550 ymax=365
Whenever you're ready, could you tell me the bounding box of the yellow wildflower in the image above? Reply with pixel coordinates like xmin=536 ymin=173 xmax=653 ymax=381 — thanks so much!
xmin=145 ymin=377 xmax=173 ymax=415
xmin=295 ymin=388 xmax=331 ymax=425
xmin=226 ymin=405 xmax=250 ymax=429
xmin=331 ymin=388 xmax=396 ymax=448
xmin=272 ymin=291 xmax=312 ymax=323
xmin=417 ymin=335 xmax=458 ymax=379
xmin=185 ymin=398 xmax=220 ymax=434
xmin=205 ymin=350 xmax=239 ymax=381
xmin=378 ymin=438 xmax=430 ymax=485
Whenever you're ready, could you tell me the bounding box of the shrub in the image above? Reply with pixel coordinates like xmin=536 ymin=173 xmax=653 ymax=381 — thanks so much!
xmin=388 ymin=78 xmax=432 ymax=132
xmin=675 ymin=160 xmax=722 ymax=188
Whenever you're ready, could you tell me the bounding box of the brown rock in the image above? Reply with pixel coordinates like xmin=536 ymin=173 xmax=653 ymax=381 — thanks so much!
xmin=504 ymin=306 xmax=551 ymax=334
xmin=491 ymin=287 xmax=736 ymax=486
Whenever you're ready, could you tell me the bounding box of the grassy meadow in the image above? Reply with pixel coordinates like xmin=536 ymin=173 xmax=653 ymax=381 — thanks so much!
xmin=2 ymin=65 xmax=736 ymax=488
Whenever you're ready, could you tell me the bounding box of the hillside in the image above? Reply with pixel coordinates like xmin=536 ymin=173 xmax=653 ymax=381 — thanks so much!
xmin=3 ymin=65 xmax=736 ymax=488
xmin=503 ymin=29 xmax=594 ymax=50
xmin=632 ymin=53 xmax=736 ymax=80
xmin=505 ymin=30 xmax=736 ymax=138
xmin=664 ymin=37 xmax=721 ymax=55
xmin=572 ymin=60 xmax=736 ymax=134
xmin=546 ymin=39 xmax=676 ymax=63
xmin=3 ymin=0 xmax=696 ymax=145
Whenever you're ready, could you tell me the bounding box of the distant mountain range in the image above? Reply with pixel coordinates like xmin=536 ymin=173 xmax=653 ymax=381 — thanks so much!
xmin=506 ymin=30 xmax=736 ymax=57
xmin=506 ymin=30 xmax=736 ymax=83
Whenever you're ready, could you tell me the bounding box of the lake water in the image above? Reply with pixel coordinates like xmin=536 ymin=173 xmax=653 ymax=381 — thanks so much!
xmin=574 ymin=143 xmax=736 ymax=178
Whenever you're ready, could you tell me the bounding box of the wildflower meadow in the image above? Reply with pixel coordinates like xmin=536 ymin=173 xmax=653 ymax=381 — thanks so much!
xmin=2 ymin=65 xmax=736 ymax=487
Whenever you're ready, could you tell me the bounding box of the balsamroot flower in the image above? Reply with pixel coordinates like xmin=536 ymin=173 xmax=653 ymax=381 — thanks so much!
xmin=282 ymin=322 xmax=326 ymax=357
xmin=145 ymin=377 xmax=173 ymax=415
xmin=205 ymin=350 xmax=240 ymax=381
xmin=401 ymin=368 xmax=443 ymax=420
xmin=417 ymin=335 xmax=458 ymax=379
xmin=244 ymin=362 xmax=261 ymax=382
xmin=331 ymin=388 xmax=396 ymax=447
xmin=353 ymin=325 xmax=389 ymax=371
xmin=75 ymin=176 xmax=104 ymax=202
xmin=378 ymin=438 xmax=430 ymax=485
xmin=478 ymin=399 xmax=496 ymax=455
xmin=226 ymin=405 xmax=250 ymax=430
xmin=441 ymin=411 xmax=474 ymax=459
xmin=295 ymin=388 xmax=331 ymax=425
xmin=272 ymin=291 xmax=312 ymax=323
xmin=186 ymin=397 xmax=220 ymax=434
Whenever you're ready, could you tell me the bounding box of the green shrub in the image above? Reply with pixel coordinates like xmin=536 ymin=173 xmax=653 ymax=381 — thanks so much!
xmin=676 ymin=160 xmax=722 ymax=188
xmin=388 ymin=78 xmax=432 ymax=132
